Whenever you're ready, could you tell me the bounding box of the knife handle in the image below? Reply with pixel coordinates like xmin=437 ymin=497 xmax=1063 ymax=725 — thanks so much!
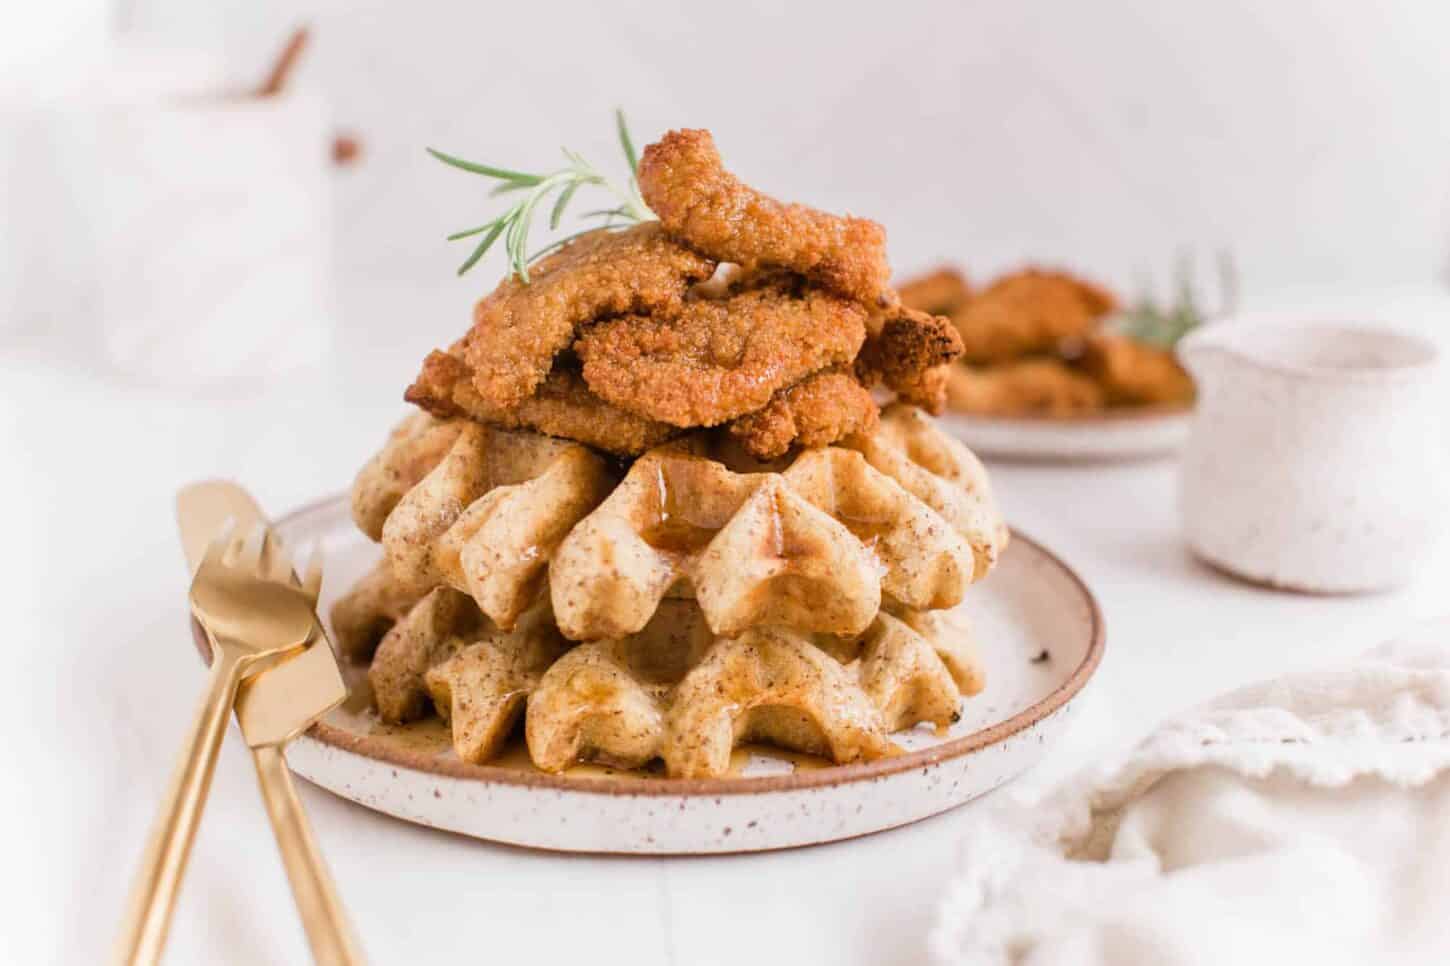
xmin=252 ymin=744 xmax=366 ymax=966
xmin=114 ymin=649 xmax=244 ymax=966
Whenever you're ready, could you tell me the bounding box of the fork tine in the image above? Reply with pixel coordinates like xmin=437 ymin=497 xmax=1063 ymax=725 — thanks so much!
xmin=198 ymin=526 xmax=234 ymax=571
xmin=300 ymin=543 xmax=324 ymax=602
xmin=258 ymin=527 xmax=281 ymax=573
xmin=235 ymin=524 xmax=268 ymax=575
xmin=260 ymin=529 xmax=294 ymax=584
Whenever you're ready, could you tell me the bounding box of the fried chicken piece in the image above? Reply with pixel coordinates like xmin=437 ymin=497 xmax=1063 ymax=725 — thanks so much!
xmin=898 ymin=267 xmax=971 ymax=316
xmin=951 ymin=268 xmax=1117 ymax=365
xmin=854 ymin=306 xmax=964 ymax=413
xmin=727 ymin=369 xmax=879 ymax=459
xmin=406 ymin=349 xmax=679 ymax=456
xmin=638 ymin=129 xmax=892 ymax=307
xmin=455 ymin=222 xmax=715 ymax=409
xmin=888 ymin=364 xmax=952 ymax=415
xmin=575 ymin=279 xmax=867 ymax=427
xmin=945 ymin=359 xmax=1105 ymax=417
xmin=1076 ymin=332 xmax=1195 ymax=407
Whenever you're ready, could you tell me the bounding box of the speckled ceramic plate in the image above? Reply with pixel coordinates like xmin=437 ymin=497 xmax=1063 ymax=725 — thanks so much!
xmin=276 ymin=495 xmax=1104 ymax=854
xmin=940 ymin=405 xmax=1192 ymax=461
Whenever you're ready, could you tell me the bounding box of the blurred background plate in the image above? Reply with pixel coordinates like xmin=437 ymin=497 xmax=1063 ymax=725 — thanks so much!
xmin=940 ymin=405 xmax=1192 ymax=462
xmin=275 ymin=494 xmax=1104 ymax=855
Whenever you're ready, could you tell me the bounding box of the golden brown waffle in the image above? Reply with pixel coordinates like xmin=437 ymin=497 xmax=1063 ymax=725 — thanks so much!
xmin=551 ymin=433 xmax=977 ymax=640
xmin=329 ymin=577 xmax=984 ymax=778
xmin=350 ymin=406 xmax=1006 ymax=643
xmin=351 ymin=414 xmax=616 ymax=630
xmin=844 ymin=403 xmax=1011 ymax=576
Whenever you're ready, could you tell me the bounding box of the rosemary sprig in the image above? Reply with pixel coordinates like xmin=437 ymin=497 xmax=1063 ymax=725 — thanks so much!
xmin=1110 ymin=250 xmax=1239 ymax=348
xmin=428 ymin=109 xmax=654 ymax=281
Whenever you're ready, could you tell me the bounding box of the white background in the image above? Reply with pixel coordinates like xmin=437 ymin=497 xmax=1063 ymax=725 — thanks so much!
xmin=4 ymin=2 xmax=1450 ymax=964
xmin=123 ymin=0 xmax=1450 ymax=297
xmin=12 ymin=1 xmax=1450 ymax=331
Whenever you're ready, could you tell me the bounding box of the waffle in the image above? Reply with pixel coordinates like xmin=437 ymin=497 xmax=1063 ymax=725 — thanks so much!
xmin=351 ymin=405 xmax=1006 ymax=643
xmin=844 ymin=403 xmax=1011 ymax=576
xmin=330 ymin=576 xmax=984 ymax=778
xmin=351 ymin=413 xmax=615 ymax=630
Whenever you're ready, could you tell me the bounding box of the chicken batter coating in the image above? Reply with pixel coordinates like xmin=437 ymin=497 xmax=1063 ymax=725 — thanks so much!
xmin=887 ymin=364 xmax=952 ymax=416
xmin=726 ymin=369 xmax=879 ymax=459
xmin=951 ymin=268 xmax=1117 ymax=365
xmin=406 ymin=349 xmax=679 ymax=456
xmin=855 ymin=306 xmax=964 ymax=413
xmin=638 ymin=129 xmax=892 ymax=307
xmin=456 ymin=222 xmax=715 ymax=409
xmin=575 ymin=279 xmax=867 ymax=427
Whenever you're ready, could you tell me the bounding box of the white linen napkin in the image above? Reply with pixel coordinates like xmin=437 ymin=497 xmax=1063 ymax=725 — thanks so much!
xmin=931 ymin=620 xmax=1450 ymax=966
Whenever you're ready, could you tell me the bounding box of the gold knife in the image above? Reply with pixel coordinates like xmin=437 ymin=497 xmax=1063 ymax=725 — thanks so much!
xmin=176 ymin=481 xmax=364 ymax=966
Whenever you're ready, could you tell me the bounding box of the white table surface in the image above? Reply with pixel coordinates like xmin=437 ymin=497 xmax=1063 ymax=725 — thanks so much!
xmin=4 ymin=283 xmax=1448 ymax=965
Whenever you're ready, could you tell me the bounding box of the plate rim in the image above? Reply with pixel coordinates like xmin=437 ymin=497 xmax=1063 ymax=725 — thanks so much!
xmin=942 ymin=402 xmax=1193 ymax=427
xmin=286 ymin=496 xmax=1104 ymax=798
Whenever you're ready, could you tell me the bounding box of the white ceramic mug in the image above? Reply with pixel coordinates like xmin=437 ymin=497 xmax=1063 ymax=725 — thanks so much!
xmin=0 ymin=44 xmax=335 ymax=394
xmin=1178 ymin=317 xmax=1447 ymax=592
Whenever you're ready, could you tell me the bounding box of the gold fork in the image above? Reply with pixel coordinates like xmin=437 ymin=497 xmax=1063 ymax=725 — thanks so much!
xmin=114 ymin=526 xmax=318 ymax=966
xmin=175 ymin=483 xmax=364 ymax=965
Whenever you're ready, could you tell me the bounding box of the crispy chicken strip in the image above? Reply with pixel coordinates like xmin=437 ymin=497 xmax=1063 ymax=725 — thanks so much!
xmin=406 ymin=349 xmax=679 ymax=456
xmin=887 ymin=365 xmax=952 ymax=416
xmin=945 ymin=359 xmax=1105 ymax=417
xmin=898 ymin=267 xmax=971 ymax=316
xmin=638 ymin=129 xmax=892 ymax=307
xmin=456 ymin=222 xmax=715 ymax=409
xmin=951 ymin=268 xmax=1117 ymax=365
xmin=727 ymin=369 xmax=879 ymax=459
xmin=1076 ymin=332 xmax=1195 ymax=407
xmin=575 ymin=279 xmax=868 ymax=427
xmin=855 ymin=306 xmax=964 ymax=413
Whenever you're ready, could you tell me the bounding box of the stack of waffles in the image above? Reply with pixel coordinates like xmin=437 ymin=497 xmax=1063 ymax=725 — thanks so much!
xmin=331 ymin=405 xmax=1009 ymax=778
xmin=331 ymin=125 xmax=1014 ymax=777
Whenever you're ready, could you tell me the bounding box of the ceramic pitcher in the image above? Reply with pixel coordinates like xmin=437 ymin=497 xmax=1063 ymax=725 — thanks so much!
xmin=1178 ymin=317 xmax=1446 ymax=592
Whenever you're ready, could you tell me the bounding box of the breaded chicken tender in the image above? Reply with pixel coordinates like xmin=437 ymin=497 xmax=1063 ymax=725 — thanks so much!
xmin=406 ymin=349 xmax=679 ymax=456
xmin=575 ymin=278 xmax=867 ymax=427
xmin=456 ymin=223 xmax=715 ymax=409
xmin=855 ymin=306 xmax=964 ymax=413
xmin=887 ymin=364 xmax=952 ymax=415
xmin=951 ymin=268 xmax=1117 ymax=365
xmin=1077 ymin=332 xmax=1195 ymax=407
xmin=638 ymin=129 xmax=892 ymax=307
xmin=898 ymin=267 xmax=971 ymax=316
xmin=726 ymin=369 xmax=879 ymax=459
xmin=945 ymin=359 xmax=1105 ymax=417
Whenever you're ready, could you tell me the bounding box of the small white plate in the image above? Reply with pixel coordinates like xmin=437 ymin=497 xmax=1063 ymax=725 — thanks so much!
xmin=277 ymin=495 xmax=1104 ymax=854
xmin=940 ymin=406 xmax=1192 ymax=462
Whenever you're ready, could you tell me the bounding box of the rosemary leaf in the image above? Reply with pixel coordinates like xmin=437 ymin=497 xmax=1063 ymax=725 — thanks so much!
xmin=447 ymin=218 xmax=502 ymax=241
xmin=427 ymin=147 xmax=543 ymax=185
xmin=430 ymin=111 xmax=653 ymax=280
xmin=550 ymin=180 xmax=582 ymax=230
xmin=615 ymin=108 xmax=639 ymax=176
xmin=489 ymin=181 xmax=534 ymax=198
xmin=457 ymin=219 xmax=508 ymax=275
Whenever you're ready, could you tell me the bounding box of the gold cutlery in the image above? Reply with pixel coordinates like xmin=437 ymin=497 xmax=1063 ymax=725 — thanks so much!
xmin=115 ymin=525 xmax=318 ymax=965
xmin=175 ymin=481 xmax=363 ymax=965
